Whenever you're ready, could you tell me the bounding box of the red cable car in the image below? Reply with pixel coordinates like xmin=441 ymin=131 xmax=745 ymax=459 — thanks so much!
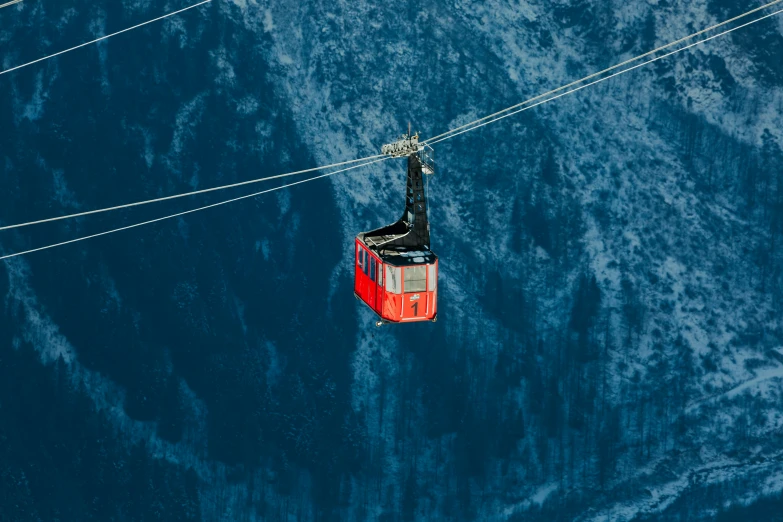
xmin=355 ymin=134 xmax=438 ymax=326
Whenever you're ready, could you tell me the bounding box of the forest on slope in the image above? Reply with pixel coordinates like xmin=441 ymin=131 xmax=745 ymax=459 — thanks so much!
xmin=1 ymin=0 xmax=783 ymax=520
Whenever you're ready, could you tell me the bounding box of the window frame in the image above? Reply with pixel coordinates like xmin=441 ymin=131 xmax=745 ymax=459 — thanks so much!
xmin=404 ymin=266 xmax=427 ymax=293
xmin=428 ymin=263 xmax=437 ymax=291
xmin=386 ymin=265 xmax=401 ymax=294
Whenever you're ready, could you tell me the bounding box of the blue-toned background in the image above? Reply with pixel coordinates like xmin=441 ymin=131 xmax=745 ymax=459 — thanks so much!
xmin=1 ymin=0 xmax=783 ymax=520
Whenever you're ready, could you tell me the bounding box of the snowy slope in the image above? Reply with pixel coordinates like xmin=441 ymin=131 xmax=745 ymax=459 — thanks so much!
xmin=1 ymin=0 xmax=782 ymax=519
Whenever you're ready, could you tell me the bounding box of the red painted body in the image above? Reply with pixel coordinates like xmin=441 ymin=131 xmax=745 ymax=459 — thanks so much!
xmin=354 ymin=240 xmax=437 ymax=323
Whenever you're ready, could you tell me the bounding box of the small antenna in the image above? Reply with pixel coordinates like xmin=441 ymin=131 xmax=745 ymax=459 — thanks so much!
xmin=408 ymin=121 xmax=411 ymax=137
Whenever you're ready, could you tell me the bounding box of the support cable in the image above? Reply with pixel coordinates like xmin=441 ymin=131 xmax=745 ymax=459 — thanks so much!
xmin=0 ymin=157 xmax=391 ymax=261
xmin=0 ymin=0 xmax=23 ymax=10
xmin=423 ymin=0 xmax=783 ymax=145
xmin=0 ymin=0 xmax=212 ymax=77
xmin=0 ymin=154 xmax=386 ymax=231
xmin=4 ymin=0 xmax=783 ymax=259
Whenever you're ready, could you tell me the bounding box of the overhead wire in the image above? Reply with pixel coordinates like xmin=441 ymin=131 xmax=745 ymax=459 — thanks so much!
xmin=3 ymin=0 xmax=783 ymax=260
xmin=0 ymin=0 xmax=212 ymax=77
xmin=428 ymin=4 xmax=783 ymax=146
xmin=0 ymin=157 xmax=391 ymax=261
xmin=0 ymin=154 xmax=386 ymax=231
xmin=0 ymin=0 xmax=23 ymax=10
xmin=422 ymin=0 xmax=783 ymax=145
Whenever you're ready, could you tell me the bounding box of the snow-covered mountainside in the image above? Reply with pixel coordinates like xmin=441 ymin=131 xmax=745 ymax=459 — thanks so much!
xmin=1 ymin=0 xmax=782 ymax=520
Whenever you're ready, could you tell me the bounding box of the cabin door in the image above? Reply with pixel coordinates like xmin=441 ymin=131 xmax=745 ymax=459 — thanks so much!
xmin=357 ymin=244 xmax=371 ymax=304
xmin=374 ymin=261 xmax=384 ymax=315
xmin=367 ymin=255 xmax=377 ymax=309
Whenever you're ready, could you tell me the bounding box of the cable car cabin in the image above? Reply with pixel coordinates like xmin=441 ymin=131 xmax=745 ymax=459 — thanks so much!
xmin=354 ymin=241 xmax=438 ymax=324
xmin=355 ymin=141 xmax=437 ymax=325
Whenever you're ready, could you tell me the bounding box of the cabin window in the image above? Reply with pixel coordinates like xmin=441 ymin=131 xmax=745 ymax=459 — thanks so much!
xmin=378 ymin=263 xmax=383 ymax=286
xmin=428 ymin=264 xmax=437 ymax=291
xmin=362 ymin=249 xmax=369 ymax=276
xmin=357 ymin=244 xmax=362 ymax=268
xmin=370 ymin=256 xmax=376 ymax=282
xmin=386 ymin=265 xmax=401 ymax=294
xmin=404 ymin=266 xmax=427 ymax=293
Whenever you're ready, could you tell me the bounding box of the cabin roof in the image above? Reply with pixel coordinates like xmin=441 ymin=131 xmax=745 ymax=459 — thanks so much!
xmin=356 ymin=234 xmax=437 ymax=266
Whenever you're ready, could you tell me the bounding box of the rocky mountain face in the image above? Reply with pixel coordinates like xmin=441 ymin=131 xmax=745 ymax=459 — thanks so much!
xmin=1 ymin=0 xmax=782 ymax=520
